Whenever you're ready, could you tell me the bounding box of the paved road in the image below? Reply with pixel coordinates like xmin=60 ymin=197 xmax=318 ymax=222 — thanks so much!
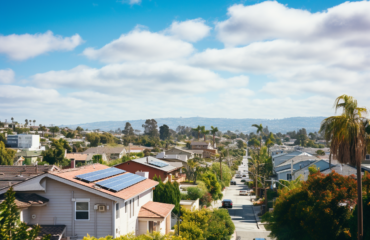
xmin=223 ymin=178 xmax=272 ymax=240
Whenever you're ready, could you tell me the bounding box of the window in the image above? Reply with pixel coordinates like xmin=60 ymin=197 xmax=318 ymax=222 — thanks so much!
xmin=75 ymin=201 xmax=89 ymax=220
xmin=287 ymin=174 xmax=292 ymax=181
xmin=125 ymin=202 xmax=127 ymax=213
xmin=116 ymin=203 xmax=119 ymax=219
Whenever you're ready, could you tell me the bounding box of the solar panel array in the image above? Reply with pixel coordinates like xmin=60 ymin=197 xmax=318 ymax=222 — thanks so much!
xmin=76 ymin=168 xmax=126 ymax=182
xmin=96 ymin=173 xmax=146 ymax=192
xmin=148 ymin=161 xmax=169 ymax=168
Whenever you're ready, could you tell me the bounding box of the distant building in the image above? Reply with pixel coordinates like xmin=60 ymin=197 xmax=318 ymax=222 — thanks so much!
xmin=82 ymin=146 xmax=127 ymax=161
xmin=6 ymin=134 xmax=40 ymax=149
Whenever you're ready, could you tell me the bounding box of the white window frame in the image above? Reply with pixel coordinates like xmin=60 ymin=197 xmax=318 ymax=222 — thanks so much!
xmin=75 ymin=199 xmax=90 ymax=221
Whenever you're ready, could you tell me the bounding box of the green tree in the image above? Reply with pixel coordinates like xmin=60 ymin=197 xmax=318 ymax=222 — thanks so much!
xmin=237 ymin=140 xmax=244 ymax=149
xmin=200 ymin=126 xmax=209 ymax=141
xmin=206 ymin=209 xmax=235 ymax=240
xmin=252 ymin=123 xmax=263 ymax=148
xmin=192 ymin=125 xmax=202 ymax=141
xmin=177 ymin=207 xmax=210 ymax=239
xmin=76 ymin=126 xmax=84 ymax=134
xmin=320 ymin=94 xmax=368 ymax=239
xmin=159 ymin=124 xmax=170 ymax=140
xmin=0 ymin=141 xmax=16 ymax=165
xmin=49 ymin=126 xmax=60 ymax=137
xmin=201 ymin=172 xmax=222 ymax=201
xmin=86 ymin=132 xmax=101 ymax=147
xmin=0 ymin=187 xmax=50 ymax=240
xmin=263 ymin=171 xmax=357 ymax=240
xmin=142 ymin=119 xmax=159 ymax=138
xmin=152 ymin=175 xmax=180 ymax=214
xmin=210 ymin=126 xmax=219 ymax=148
xmin=122 ymin=122 xmax=134 ymax=136
xmin=211 ymin=162 xmax=232 ymax=187
xmin=349 ymin=196 xmax=370 ymax=240
xmin=0 ymin=133 xmax=6 ymax=145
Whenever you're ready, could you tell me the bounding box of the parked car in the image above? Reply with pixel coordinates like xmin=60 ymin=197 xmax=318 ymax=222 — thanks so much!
xmin=242 ymin=174 xmax=248 ymax=178
xmin=235 ymin=174 xmax=241 ymax=178
xmin=239 ymin=190 xmax=248 ymax=196
xmin=230 ymin=180 xmax=236 ymax=185
xmin=222 ymin=199 xmax=233 ymax=208
xmin=253 ymin=238 xmax=266 ymax=240
xmin=241 ymin=179 xmax=246 ymax=182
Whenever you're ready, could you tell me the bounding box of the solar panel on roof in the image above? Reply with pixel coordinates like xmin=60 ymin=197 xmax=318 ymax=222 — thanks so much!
xmin=96 ymin=173 xmax=146 ymax=192
xmin=148 ymin=161 xmax=169 ymax=168
xmin=76 ymin=168 xmax=126 ymax=182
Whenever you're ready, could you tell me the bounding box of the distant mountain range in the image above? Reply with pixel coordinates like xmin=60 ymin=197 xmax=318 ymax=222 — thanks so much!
xmin=61 ymin=117 xmax=326 ymax=134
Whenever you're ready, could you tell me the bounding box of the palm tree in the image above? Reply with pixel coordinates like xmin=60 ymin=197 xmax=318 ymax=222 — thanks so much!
xmin=320 ymin=94 xmax=368 ymax=240
xmin=252 ymin=124 xmax=264 ymax=148
xmin=200 ymin=126 xmax=209 ymax=141
xmin=11 ymin=117 xmax=13 ymax=123
xmin=33 ymin=120 xmax=36 ymax=126
xmin=210 ymin=126 xmax=219 ymax=148
xmin=25 ymin=119 xmax=28 ymax=127
xmin=192 ymin=125 xmax=202 ymax=141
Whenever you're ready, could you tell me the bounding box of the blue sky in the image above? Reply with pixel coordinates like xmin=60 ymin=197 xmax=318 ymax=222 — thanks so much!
xmin=1 ymin=0 xmax=369 ymax=125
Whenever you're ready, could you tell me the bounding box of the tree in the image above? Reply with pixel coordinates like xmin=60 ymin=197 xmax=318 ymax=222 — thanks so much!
xmin=349 ymin=196 xmax=370 ymax=240
xmin=263 ymin=171 xmax=357 ymax=240
xmin=316 ymin=149 xmax=325 ymax=156
xmin=237 ymin=140 xmax=244 ymax=149
xmin=252 ymin=124 xmax=263 ymax=148
xmin=201 ymin=172 xmax=222 ymax=201
xmin=142 ymin=119 xmax=159 ymax=138
xmin=76 ymin=126 xmax=83 ymax=134
xmin=152 ymin=175 xmax=181 ymax=214
xmin=49 ymin=126 xmax=59 ymax=137
xmin=122 ymin=122 xmax=134 ymax=136
xmin=200 ymin=126 xmax=209 ymax=141
xmin=211 ymin=162 xmax=232 ymax=188
xmin=192 ymin=125 xmax=202 ymax=141
xmin=0 ymin=141 xmax=16 ymax=165
xmin=0 ymin=187 xmax=50 ymax=240
xmin=210 ymin=126 xmax=219 ymax=148
xmin=42 ymin=139 xmax=70 ymax=165
xmin=159 ymin=124 xmax=170 ymax=140
xmin=0 ymin=133 xmax=6 ymax=145
xmin=177 ymin=207 xmax=210 ymax=239
xmin=85 ymin=132 xmax=101 ymax=147
xmin=320 ymin=94 xmax=368 ymax=240
xmin=206 ymin=209 xmax=235 ymax=240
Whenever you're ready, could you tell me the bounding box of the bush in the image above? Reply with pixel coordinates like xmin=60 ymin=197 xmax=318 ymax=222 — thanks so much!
xmin=207 ymin=209 xmax=235 ymax=240
xmin=187 ymin=187 xmax=204 ymax=200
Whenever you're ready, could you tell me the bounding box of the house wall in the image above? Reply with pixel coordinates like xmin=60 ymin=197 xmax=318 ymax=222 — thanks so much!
xmin=160 ymin=217 xmax=166 ymax=235
xmin=115 ymin=161 xmax=168 ymax=181
xmin=23 ymin=178 xmax=113 ymax=240
xmin=138 ymin=220 xmax=148 ymax=235
xmin=277 ymin=171 xmax=291 ymax=181
xmin=115 ymin=188 xmax=153 ymax=237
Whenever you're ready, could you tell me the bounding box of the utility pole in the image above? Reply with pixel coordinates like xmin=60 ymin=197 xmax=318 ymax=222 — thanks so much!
xmin=219 ymin=155 xmax=222 ymax=182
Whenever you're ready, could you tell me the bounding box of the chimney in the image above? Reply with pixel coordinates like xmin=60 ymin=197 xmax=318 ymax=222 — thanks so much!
xmin=71 ymin=159 xmax=75 ymax=169
xmin=146 ymin=157 xmax=149 ymax=163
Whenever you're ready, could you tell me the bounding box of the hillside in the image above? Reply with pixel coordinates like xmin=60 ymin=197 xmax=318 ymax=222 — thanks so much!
xmin=61 ymin=117 xmax=326 ymax=134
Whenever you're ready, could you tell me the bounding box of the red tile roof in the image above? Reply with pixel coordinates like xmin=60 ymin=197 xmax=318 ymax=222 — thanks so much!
xmin=138 ymin=201 xmax=174 ymax=218
xmin=50 ymin=164 xmax=158 ymax=200
xmin=65 ymin=153 xmax=88 ymax=161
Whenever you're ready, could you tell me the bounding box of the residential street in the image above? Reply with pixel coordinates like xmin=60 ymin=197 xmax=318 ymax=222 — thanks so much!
xmin=223 ymin=178 xmax=272 ymax=240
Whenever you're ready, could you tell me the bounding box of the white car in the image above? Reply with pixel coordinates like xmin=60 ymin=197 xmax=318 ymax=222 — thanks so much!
xmin=235 ymin=174 xmax=242 ymax=178
xmin=239 ymin=190 xmax=248 ymax=196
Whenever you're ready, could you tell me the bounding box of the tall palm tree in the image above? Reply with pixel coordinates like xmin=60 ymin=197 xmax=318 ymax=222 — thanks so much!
xmin=33 ymin=120 xmax=36 ymax=126
xmin=252 ymin=124 xmax=264 ymax=148
xmin=210 ymin=126 xmax=219 ymax=148
xmin=11 ymin=117 xmax=13 ymax=123
xmin=25 ymin=119 xmax=28 ymax=127
xmin=192 ymin=125 xmax=202 ymax=141
xmin=200 ymin=126 xmax=209 ymax=141
xmin=320 ymin=94 xmax=368 ymax=240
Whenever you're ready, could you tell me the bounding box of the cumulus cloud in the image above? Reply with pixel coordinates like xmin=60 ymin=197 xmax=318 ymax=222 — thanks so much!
xmin=32 ymin=61 xmax=249 ymax=95
xmin=82 ymin=28 xmax=194 ymax=63
xmin=165 ymin=18 xmax=211 ymax=42
xmin=0 ymin=69 xmax=15 ymax=83
xmin=0 ymin=31 xmax=84 ymax=60
xmin=216 ymin=1 xmax=370 ymax=46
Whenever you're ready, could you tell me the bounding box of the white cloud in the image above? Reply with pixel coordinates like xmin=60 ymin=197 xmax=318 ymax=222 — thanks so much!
xmin=216 ymin=1 xmax=370 ymax=46
xmin=82 ymin=28 xmax=194 ymax=63
xmin=32 ymin=61 xmax=249 ymax=95
xmin=0 ymin=31 xmax=84 ymax=60
xmin=0 ymin=69 xmax=15 ymax=83
xmin=165 ymin=18 xmax=211 ymax=42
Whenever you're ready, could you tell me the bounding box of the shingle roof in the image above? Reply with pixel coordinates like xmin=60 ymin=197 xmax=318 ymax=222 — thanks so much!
xmin=191 ymin=142 xmax=209 ymax=145
xmin=0 ymin=165 xmax=60 ymax=176
xmin=83 ymin=146 xmax=126 ymax=154
xmin=29 ymin=225 xmax=66 ymax=240
xmin=50 ymin=164 xmax=158 ymax=200
xmin=138 ymin=201 xmax=174 ymax=218
xmin=129 ymin=157 xmax=181 ymax=173
xmin=65 ymin=153 xmax=88 ymax=161
xmin=0 ymin=192 xmax=49 ymax=208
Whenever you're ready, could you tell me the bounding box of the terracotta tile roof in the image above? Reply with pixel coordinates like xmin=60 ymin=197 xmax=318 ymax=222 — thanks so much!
xmin=65 ymin=153 xmax=88 ymax=161
xmin=0 ymin=192 xmax=49 ymax=208
xmin=138 ymin=201 xmax=174 ymax=218
xmin=50 ymin=164 xmax=158 ymax=200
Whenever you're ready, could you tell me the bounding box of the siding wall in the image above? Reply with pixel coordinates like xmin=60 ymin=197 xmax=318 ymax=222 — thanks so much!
xmin=115 ymin=188 xmax=153 ymax=237
xmin=23 ymin=178 xmax=113 ymax=240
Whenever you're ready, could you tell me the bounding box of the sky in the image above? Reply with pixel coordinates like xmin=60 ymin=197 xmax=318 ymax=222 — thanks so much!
xmin=1 ymin=0 xmax=370 ymax=125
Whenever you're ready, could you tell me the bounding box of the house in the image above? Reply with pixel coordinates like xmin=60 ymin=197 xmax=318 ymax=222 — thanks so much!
xmin=293 ymin=160 xmax=360 ymax=181
xmin=165 ymin=147 xmax=195 ymax=159
xmin=180 ymin=199 xmax=199 ymax=211
xmin=115 ymin=157 xmax=183 ymax=183
xmin=6 ymin=134 xmax=40 ymax=149
xmin=0 ymin=165 xmax=60 ymax=190
xmin=14 ymin=149 xmax=43 ymax=165
xmin=190 ymin=141 xmax=212 ymax=150
xmin=0 ymin=164 xmax=174 ymax=239
xmin=64 ymin=153 xmax=95 ymax=167
xmin=128 ymin=145 xmax=153 ymax=153
xmin=275 ymin=155 xmax=319 ymax=181
xmin=155 ymin=152 xmax=188 ymax=167
xmin=83 ymin=146 xmax=127 ymax=161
